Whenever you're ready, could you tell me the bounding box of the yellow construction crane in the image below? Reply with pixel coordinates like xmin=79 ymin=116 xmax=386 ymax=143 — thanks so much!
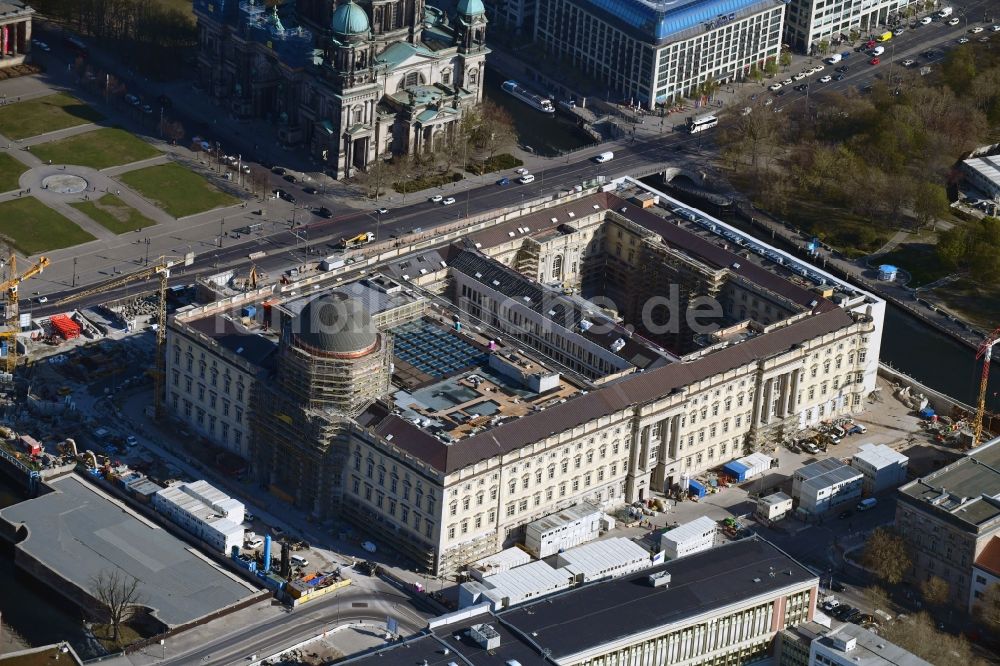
xmin=53 ymin=253 xmax=194 ymax=418
xmin=974 ymin=327 xmax=1000 ymax=447
xmin=0 ymin=254 xmax=51 ymax=373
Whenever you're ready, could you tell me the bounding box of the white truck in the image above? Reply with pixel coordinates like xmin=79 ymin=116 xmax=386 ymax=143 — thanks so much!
xmin=595 ymin=151 xmax=615 ymax=163
xmin=938 ymin=6 xmax=953 ymax=17
xmin=825 ymin=53 xmax=842 ymax=64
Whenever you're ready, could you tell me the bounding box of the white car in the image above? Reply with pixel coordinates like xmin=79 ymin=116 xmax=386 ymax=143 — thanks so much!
xmin=901 ymin=58 xmax=916 ymax=66
xmin=428 ymin=194 xmax=443 ymax=203
xmin=947 ymin=17 xmax=960 ymax=25
xmin=519 ymin=174 xmax=535 ymax=184
xmin=781 ymin=78 xmax=793 ymax=85
xmin=245 ymin=537 xmax=264 ymax=549
xmin=920 ymin=16 xmax=933 ymax=25
xmin=768 ymin=82 xmax=782 ymax=91
xmin=514 ymin=167 xmax=529 ymax=175
xmin=992 ymin=25 xmax=1000 ymax=31
xmin=441 ymin=196 xmax=456 ymax=205
xmin=958 ymin=36 xmax=970 ymax=43
xmin=31 ymin=39 xmax=49 ymax=51
xmin=763 ymin=97 xmax=773 ymax=106
xmin=970 ymin=26 xmax=984 ymax=33
xmin=126 ymin=435 xmax=138 ymax=447
xmin=793 ymin=72 xmax=807 ymax=80
xmin=811 ymin=65 xmax=824 ymax=73
xmin=37 ymin=296 xmax=48 ymax=303
xmin=362 ymin=541 xmax=377 ymax=553
xmin=819 ymin=75 xmax=832 ymax=83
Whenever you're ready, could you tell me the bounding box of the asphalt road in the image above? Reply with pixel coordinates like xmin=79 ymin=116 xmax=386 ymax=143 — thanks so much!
xmin=153 ymin=582 xmax=428 ymax=666
xmin=30 ymin=5 xmax=1000 ymax=314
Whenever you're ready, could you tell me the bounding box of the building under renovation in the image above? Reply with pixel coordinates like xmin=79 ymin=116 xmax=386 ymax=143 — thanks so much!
xmin=168 ymin=180 xmax=884 ymax=575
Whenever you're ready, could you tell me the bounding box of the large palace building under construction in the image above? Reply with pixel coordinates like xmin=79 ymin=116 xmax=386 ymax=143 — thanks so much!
xmin=167 ymin=179 xmax=884 ymax=575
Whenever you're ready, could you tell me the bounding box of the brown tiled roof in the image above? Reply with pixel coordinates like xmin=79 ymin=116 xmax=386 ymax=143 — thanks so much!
xmin=603 ymin=193 xmax=836 ymax=313
xmin=975 ymin=536 xmax=1000 ymax=577
xmin=372 ymin=307 xmax=856 ymax=473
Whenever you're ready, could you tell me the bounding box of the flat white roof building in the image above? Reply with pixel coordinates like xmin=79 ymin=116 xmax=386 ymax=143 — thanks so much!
xmin=555 ymin=537 xmax=652 ymax=582
xmin=659 ymin=516 xmax=718 ymax=560
xmin=851 ymin=443 xmax=908 ymax=495
xmin=458 ymin=560 xmax=572 ymax=611
xmin=152 ymin=480 xmax=245 ymax=554
xmin=961 ymin=155 xmax=1000 ymax=201
xmin=524 ymin=502 xmax=602 ymax=558
xmin=810 ymin=623 xmax=931 ymax=666
xmin=757 ymin=491 xmax=793 ymax=522
xmin=792 ymin=459 xmax=863 ymax=515
xmin=467 ymin=547 xmax=533 ymax=581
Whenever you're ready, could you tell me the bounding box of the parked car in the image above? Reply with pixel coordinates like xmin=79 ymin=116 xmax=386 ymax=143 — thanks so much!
xmin=514 ymin=167 xmax=529 ymax=175
xmin=854 ymin=614 xmax=877 ymax=625
xmin=283 ymin=174 xmax=297 ymax=183
xmin=245 ymin=537 xmax=264 ymax=549
xmin=970 ymin=26 xmax=985 ymax=33
xmin=315 ymin=206 xmax=332 ymax=218
xmin=836 ymin=65 xmax=849 ymax=72
xmin=781 ymin=78 xmax=793 ymax=85
xmin=901 ymin=58 xmax=916 ymax=67
xmin=271 ymin=166 xmax=286 ymax=175
xmin=279 ymin=191 xmax=295 ymax=203
xmin=141 ymin=104 xmax=153 ymax=114
xmin=768 ymin=83 xmax=783 ymax=91
xmin=838 ymin=509 xmax=853 ymax=519
xmin=31 ymin=39 xmax=50 ymax=51
xmin=831 ymin=581 xmax=847 ymax=593
xmin=992 ymin=24 xmax=1000 ymax=31
xmin=793 ymin=72 xmax=807 ymax=81
xmin=362 ymin=540 xmax=377 ymax=553
xmin=302 ymin=186 xmax=317 ymax=194
xmin=979 ymin=35 xmax=990 ymax=42
xmin=429 ymin=194 xmax=443 ymax=203
xmin=834 ymin=73 xmax=846 ymax=81
xmin=957 ymin=37 xmax=970 ymax=43
xmin=126 ymin=435 xmax=138 ymax=448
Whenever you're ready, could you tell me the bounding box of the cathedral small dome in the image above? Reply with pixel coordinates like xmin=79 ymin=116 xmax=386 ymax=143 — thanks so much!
xmin=456 ymin=0 xmax=486 ymax=16
xmin=331 ymin=0 xmax=370 ymax=37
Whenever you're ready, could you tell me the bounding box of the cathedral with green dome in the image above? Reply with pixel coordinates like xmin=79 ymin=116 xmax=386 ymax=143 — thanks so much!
xmin=194 ymin=0 xmax=488 ymax=179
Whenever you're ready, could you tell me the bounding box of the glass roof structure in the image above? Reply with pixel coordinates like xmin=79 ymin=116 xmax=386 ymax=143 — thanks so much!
xmin=582 ymin=0 xmax=779 ymax=41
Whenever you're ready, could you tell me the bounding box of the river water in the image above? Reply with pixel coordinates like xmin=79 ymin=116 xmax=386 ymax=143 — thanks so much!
xmin=482 ymin=69 xmax=595 ymax=157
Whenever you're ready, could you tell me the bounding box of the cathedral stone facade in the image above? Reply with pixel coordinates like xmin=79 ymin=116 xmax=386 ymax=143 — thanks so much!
xmin=194 ymin=0 xmax=488 ymax=178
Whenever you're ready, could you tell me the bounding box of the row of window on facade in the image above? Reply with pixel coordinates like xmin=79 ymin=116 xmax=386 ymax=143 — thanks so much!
xmin=351 ymin=475 xmax=435 ymax=539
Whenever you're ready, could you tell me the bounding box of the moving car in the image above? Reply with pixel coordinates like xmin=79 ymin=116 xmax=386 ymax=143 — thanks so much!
xmin=429 ymin=194 xmax=443 ymax=203
xmin=37 ymin=296 xmax=48 ymax=303
xmin=768 ymin=83 xmax=783 ymax=91
xmin=126 ymin=435 xmax=138 ymax=448
xmin=519 ymin=174 xmax=536 ymax=184
xmin=362 ymin=541 xmax=377 ymax=553
xmin=834 ymin=73 xmax=846 ymax=81
xmin=992 ymin=24 xmax=1000 ymax=31
xmin=958 ymin=37 xmax=970 ymax=43
xmin=141 ymin=104 xmax=152 ymax=114
xmin=497 ymin=177 xmax=510 ymax=186
xmin=819 ymin=75 xmax=832 ymax=83
xmin=947 ymin=17 xmax=960 ymax=25
xmin=901 ymin=58 xmax=916 ymax=66
xmin=441 ymin=196 xmax=456 ymax=205
xmin=302 ymin=186 xmax=317 ymax=194
xmin=31 ymin=39 xmax=49 ymax=51
xmin=870 ymin=57 xmax=880 ymax=65
xmin=283 ymin=174 xmax=297 ymax=183
xmin=970 ymin=26 xmax=984 ymax=33
xmin=920 ymin=16 xmax=933 ymax=24
xmin=124 ymin=93 xmax=140 ymax=106
xmin=836 ymin=65 xmax=849 ymax=72
xmin=315 ymin=206 xmax=332 ymax=218
xmin=376 ymin=207 xmax=389 ymax=215
xmin=979 ymin=35 xmax=990 ymax=42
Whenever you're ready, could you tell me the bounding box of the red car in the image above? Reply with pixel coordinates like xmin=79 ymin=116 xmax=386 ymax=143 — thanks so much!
xmin=865 ymin=39 xmax=876 ymax=49
xmin=870 ymin=56 xmax=880 ymax=65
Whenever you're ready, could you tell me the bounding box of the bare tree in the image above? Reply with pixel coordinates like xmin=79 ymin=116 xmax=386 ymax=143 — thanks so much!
xmin=250 ymin=167 xmax=269 ymax=198
xmin=92 ymin=569 xmax=143 ymax=642
xmin=973 ymin=582 xmax=1000 ymax=631
xmin=861 ymin=528 xmax=911 ymax=584
xmin=920 ymin=575 xmax=950 ymax=606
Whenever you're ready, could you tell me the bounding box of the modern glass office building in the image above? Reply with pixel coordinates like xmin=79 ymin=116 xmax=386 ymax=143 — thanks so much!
xmin=534 ymin=0 xmax=786 ymax=109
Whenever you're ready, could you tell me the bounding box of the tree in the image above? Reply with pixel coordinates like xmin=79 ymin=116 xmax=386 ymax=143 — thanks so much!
xmin=942 ymin=47 xmax=977 ymax=95
xmin=849 ymin=30 xmax=861 ymax=44
xmin=749 ymin=65 xmax=763 ymax=84
xmin=249 ymin=167 xmax=269 ymax=198
xmin=861 ymin=527 xmax=911 ymax=584
xmin=974 ymin=581 xmax=1000 ymax=631
xmin=913 ymin=182 xmax=950 ymax=230
xmin=864 ymin=585 xmax=889 ymax=615
xmin=882 ymin=612 xmax=987 ymax=666
xmin=354 ymin=152 xmax=393 ymax=201
xmin=764 ymin=57 xmax=779 ymax=77
xmin=818 ymin=39 xmax=830 ymax=55
xmin=465 ymin=102 xmax=517 ymax=167
xmin=779 ymin=51 xmax=792 ymax=71
xmin=936 ymin=225 xmax=968 ymax=269
xmin=920 ymin=575 xmax=950 ymax=606
xmin=91 ymin=570 xmax=143 ymax=642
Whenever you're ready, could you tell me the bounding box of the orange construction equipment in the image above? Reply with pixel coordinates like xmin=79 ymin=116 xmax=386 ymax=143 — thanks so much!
xmin=974 ymin=327 xmax=1000 ymax=448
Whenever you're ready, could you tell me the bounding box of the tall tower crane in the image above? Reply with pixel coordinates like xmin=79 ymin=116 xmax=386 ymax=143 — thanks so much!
xmin=974 ymin=327 xmax=1000 ymax=447
xmin=53 ymin=253 xmax=193 ymax=419
xmin=0 ymin=254 xmax=52 ymax=373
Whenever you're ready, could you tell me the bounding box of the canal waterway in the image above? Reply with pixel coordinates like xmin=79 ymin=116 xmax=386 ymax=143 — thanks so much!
xmin=482 ymin=68 xmax=595 ymax=157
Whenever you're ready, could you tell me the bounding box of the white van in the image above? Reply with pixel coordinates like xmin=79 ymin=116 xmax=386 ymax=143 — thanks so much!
xmin=519 ymin=174 xmax=535 ymax=184
xmin=594 ymin=151 xmax=615 ymax=163
xmin=290 ymin=554 xmax=309 ymax=567
xmin=871 ymin=46 xmax=885 ymax=56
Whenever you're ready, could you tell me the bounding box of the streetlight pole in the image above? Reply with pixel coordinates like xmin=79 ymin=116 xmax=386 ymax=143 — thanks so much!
xmin=219 ymin=218 xmax=225 ymax=248
xmin=72 ymin=257 xmax=77 ymax=287
xmin=144 ymin=237 xmax=150 ymax=266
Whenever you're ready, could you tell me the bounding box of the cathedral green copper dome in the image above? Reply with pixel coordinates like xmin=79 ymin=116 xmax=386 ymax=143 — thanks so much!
xmin=457 ymin=0 xmax=486 ymax=15
xmin=331 ymin=0 xmax=370 ymax=37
